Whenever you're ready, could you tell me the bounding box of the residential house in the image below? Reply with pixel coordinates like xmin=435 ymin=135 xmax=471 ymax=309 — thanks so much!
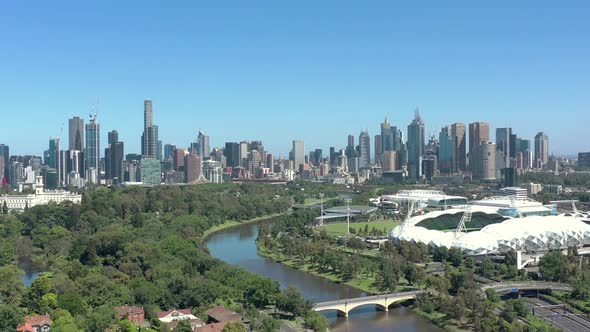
xmin=16 ymin=315 xmax=52 ymax=332
xmin=115 ymin=305 xmax=145 ymax=323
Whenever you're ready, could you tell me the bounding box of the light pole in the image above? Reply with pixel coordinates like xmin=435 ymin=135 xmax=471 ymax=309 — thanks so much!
xmin=319 ymin=192 xmax=324 ymax=227
xmin=345 ymin=198 xmax=352 ymax=236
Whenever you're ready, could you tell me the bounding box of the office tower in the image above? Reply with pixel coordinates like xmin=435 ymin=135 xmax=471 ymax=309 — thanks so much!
xmin=184 ymin=154 xmax=202 ymax=183
xmin=407 ymin=110 xmax=425 ymax=180
xmin=381 ymin=118 xmax=393 ymax=151
xmin=473 ymin=142 xmax=496 ymax=180
xmin=422 ymin=156 xmax=437 ymax=181
xmin=250 ymin=141 xmax=264 ymax=156
xmin=534 ymin=132 xmax=549 ymax=168
xmin=224 ymin=142 xmax=240 ymax=167
xmin=329 ymin=147 xmax=336 ymax=166
xmin=173 ymin=148 xmax=187 ymax=172
xmin=194 ymin=131 xmax=210 ymax=158
xmin=0 ymin=144 xmax=8 ymax=181
xmin=451 ymin=123 xmax=466 ymax=171
xmin=45 ymin=139 xmax=60 ymax=168
xmin=520 ymin=139 xmax=532 ymax=169
xmin=496 ymin=128 xmax=511 ymax=169
xmin=439 ymin=126 xmax=456 ymax=174
xmin=141 ymin=100 xmax=159 ymax=158
xmin=578 ymin=152 xmax=590 ymax=168
xmin=468 ymin=122 xmax=490 ymax=170
xmin=381 ymin=150 xmax=398 ymax=172
xmin=239 ymin=141 xmax=249 ymax=167
xmin=292 ymin=140 xmax=305 ymax=170
xmin=140 ymin=158 xmax=161 ymax=185
xmin=69 ymin=116 xmax=84 ymax=151
xmin=374 ymin=134 xmax=382 ymax=165
xmin=157 ymin=140 xmax=162 ymax=161
xmin=66 ymin=150 xmax=84 ymax=178
xmin=9 ymin=162 xmax=23 ymax=188
xmin=0 ymin=156 xmax=4 ymax=185
xmin=265 ymin=153 xmax=274 ymax=169
xmin=313 ymin=149 xmax=322 ymax=167
xmin=164 ymin=144 xmax=176 ymax=161
xmin=108 ymin=130 xmax=118 ymax=145
xmin=347 ymin=135 xmax=355 ymax=148
xmin=203 ymin=160 xmax=223 ymax=183
xmin=359 ymin=131 xmax=371 ymax=169
xmin=247 ymin=150 xmax=262 ymax=174
xmin=85 ymin=113 xmax=100 ymax=184
xmin=107 ymin=142 xmax=124 ymax=183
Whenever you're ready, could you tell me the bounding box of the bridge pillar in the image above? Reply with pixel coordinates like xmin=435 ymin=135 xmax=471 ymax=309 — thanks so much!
xmin=337 ymin=310 xmax=348 ymax=318
xmin=376 ymin=304 xmax=388 ymax=312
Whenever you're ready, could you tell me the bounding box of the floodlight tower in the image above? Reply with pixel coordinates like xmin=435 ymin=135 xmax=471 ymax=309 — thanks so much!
xmin=345 ymin=198 xmax=352 ymax=236
xmin=319 ymin=192 xmax=324 ymax=227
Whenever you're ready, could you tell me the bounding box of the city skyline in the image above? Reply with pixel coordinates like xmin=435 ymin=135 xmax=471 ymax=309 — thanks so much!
xmin=1 ymin=2 xmax=589 ymax=156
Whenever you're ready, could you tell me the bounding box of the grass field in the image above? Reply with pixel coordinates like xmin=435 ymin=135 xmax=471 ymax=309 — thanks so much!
xmin=323 ymin=220 xmax=399 ymax=236
xmin=302 ymin=196 xmax=337 ymax=205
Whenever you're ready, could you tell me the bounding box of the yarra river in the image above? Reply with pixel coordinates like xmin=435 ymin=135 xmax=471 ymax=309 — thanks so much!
xmin=206 ymin=219 xmax=441 ymax=332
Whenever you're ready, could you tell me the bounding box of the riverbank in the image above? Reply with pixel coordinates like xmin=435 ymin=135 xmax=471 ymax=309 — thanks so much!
xmin=257 ymin=240 xmax=383 ymax=295
xmin=201 ymin=212 xmax=285 ymax=239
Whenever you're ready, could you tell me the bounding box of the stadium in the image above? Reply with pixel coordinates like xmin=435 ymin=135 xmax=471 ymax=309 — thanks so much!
xmin=387 ymin=190 xmax=590 ymax=257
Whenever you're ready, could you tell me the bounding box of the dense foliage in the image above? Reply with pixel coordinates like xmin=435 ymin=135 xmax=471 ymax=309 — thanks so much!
xmin=0 ymin=183 xmax=300 ymax=331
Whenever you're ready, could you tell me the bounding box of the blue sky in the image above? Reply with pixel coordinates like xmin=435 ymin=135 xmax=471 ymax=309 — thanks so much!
xmin=1 ymin=1 xmax=589 ymax=157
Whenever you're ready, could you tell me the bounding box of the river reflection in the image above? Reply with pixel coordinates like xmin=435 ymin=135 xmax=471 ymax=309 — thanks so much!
xmin=206 ymin=220 xmax=441 ymax=331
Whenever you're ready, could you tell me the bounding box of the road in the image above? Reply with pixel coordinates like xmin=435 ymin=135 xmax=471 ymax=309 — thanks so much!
xmin=522 ymin=296 xmax=590 ymax=332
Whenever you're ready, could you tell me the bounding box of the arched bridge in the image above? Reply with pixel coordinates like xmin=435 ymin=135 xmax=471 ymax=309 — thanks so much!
xmin=313 ymin=290 xmax=428 ymax=317
xmin=481 ymin=281 xmax=572 ymax=293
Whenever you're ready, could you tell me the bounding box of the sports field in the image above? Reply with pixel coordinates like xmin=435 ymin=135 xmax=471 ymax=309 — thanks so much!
xmin=323 ymin=220 xmax=399 ymax=236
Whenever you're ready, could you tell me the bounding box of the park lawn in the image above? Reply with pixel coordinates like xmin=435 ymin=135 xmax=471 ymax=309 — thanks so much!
xmin=202 ymin=212 xmax=284 ymax=239
xmin=323 ymin=220 xmax=400 ymax=236
xmin=303 ymin=196 xmax=337 ymax=205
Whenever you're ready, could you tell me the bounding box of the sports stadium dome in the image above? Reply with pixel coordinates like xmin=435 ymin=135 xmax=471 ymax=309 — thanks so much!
xmin=390 ymin=214 xmax=590 ymax=256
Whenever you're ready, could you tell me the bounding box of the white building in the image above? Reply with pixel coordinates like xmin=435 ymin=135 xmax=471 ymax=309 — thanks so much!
xmin=0 ymin=176 xmax=81 ymax=211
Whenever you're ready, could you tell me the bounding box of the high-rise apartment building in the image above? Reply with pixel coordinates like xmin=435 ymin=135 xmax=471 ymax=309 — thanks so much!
xmin=407 ymin=110 xmax=425 ymax=180
xmin=184 ymin=154 xmax=202 ymax=183
xmin=69 ymin=116 xmax=84 ymax=151
xmin=473 ymin=142 xmax=496 ymax=180
xmin=359 ymin=131 xmax=371 ymax=169
xmin=534 ymin=132 xmax=549 ymax=168
xmin=292 ymin=140 xmax=305 ymax=171
xmin=85 ymin=113 xmax=100 ymax=183
xmin=141 ymin=100 xmax=159 ymax=158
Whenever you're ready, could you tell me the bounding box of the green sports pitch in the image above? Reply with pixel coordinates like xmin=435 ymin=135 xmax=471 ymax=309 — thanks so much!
xmin=322 ymin=220 xmax=399 ymax=236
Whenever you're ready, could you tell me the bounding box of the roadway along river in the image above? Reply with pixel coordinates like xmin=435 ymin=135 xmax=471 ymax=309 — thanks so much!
xmin=206 ymin=218 xmax=442 ymax=332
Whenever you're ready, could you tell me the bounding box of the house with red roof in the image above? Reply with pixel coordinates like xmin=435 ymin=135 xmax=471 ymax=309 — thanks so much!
xmin=16 ymin=315 xmax=52 ymax=332
xmin=115 ymin=305 xmax=145 ymax=323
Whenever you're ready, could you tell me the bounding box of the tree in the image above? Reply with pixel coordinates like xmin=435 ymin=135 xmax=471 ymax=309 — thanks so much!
xmin=222 ymin=322 xmax=247 ymax=332
xmin=51 ymin=310 xmax=79 ymax=332
xmin=450 ymin=295 xmax=467 ymax=321
xmin=259 ymin=317 xmax=281 ymax=332
xmin=485 ymin=288 xmax=500 ymax=303
xmin=0 ymin=304 xmax=23 ymax=331
xmin=572 ymin=272 xmax=590 ymax=300
xmin=448 ymin=248 xmax=463 ymax=267
xmin=276 ymin=286 xmax=311 ymax=317
xmin=304 ymin=311 xmax=329 ymax=331
xmin=2 ymin=201 xmax=8 ymax=214
xmin=539 ymin=251 xmax=570 ymax=282
xmin=176 ymin=320 xmax=193 ymax=332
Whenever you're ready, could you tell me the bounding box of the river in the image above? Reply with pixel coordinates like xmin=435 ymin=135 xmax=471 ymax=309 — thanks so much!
xmin=206 ymin=219 xmax=441 ymax=332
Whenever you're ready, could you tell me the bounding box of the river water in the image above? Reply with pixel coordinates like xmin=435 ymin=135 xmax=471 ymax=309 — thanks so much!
xmin=206 ymin=220 xmax=441 ymax=332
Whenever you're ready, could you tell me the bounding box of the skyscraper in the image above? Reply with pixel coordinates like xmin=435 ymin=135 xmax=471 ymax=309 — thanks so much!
xmin=347 ymin=135 xmax=355 ymax=148
xmin=292 ymin=140 xmax=305 ymax=171
xmin=439 ymin=126 xmax=456 ymax=174
xmin=141 ymin=100 xmax=159 ymax=158
xmin=374 ymin=134 xmax=382 ymax=165
xmin=473 ymin=141 xmax=496 ymax=181
xmin=407 ymin=110 xmax=425 ymax=180
xmin=85 ymin=113 xmax=100 ymax=183
xmin=468 ymin=122 xmax=489 ymax=171
xmin=381 ymin=117 xmax=393 ymax=151
xmin=534 ymin=132 xmax=549 ymax=168
xmin=224 ymin=142 xmax=240 ymax=167
xmin=359 ymin=131 xmax=371 ymax=169
xmin=196 ymin=131 xmax=210 ymax=158
xmin=68 ymin=116 xmax=84 ymax=151
xmin=0 ymin=144 xmax=9 ymax=181
xmin=184 ymin=154 xmax=202 ymax=183
xmin=105 ymin=130 xmax=124 ymax=184
xmin=451 ymin=123 xmax=466 ymax=171
xmin=495 ymin=128 xmax=511 ymax=169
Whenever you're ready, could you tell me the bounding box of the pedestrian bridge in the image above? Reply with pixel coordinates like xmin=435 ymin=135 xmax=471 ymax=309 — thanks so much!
xmin=313 ymin=290 xmax=427 ymax=317
xmin=481 ymin=281 xmax=572 ymax=293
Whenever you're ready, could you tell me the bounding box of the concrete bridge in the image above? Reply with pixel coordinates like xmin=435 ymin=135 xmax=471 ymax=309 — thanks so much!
xmin=481 ymin=281 xmax=572 ymax=293
xmin=313 ymin=290 xmax=427 ymax=317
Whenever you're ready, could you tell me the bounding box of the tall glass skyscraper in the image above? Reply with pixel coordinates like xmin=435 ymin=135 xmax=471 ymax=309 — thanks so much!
xmin=407 ymin=110 xmax=425 ymax=180
xmin=141 ymin=100 xmax=159 ymax=159
xmin=68 ymin=116 xmax=84 ymax=151
xmin=85 ymin=113 xmax=100 ymax=183
xmin=359 ymin=131 xmax=371 ymax=169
